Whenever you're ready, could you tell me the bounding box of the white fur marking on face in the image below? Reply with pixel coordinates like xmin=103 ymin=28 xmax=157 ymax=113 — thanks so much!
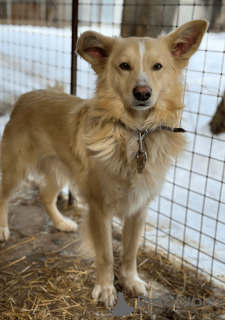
xmin=139 ymin=40 xmax=145 ymax=72
xmin=138 ymin=70 xmax=149 ymax=86
xmin=138 ymin=41 xmax=149 ymax=86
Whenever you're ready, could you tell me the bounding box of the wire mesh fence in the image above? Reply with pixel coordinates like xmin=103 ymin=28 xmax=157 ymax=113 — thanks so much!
xmin=0 ymin=0 xmax=72 ymax=118
xmin=0 ymin=0 xmax=225 ymax=288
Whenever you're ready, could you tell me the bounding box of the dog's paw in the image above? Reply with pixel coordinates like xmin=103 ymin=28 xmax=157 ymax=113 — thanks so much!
xmin=54 ymin=217 xmax=78 ymax=232
xmin=92 ymin=284 xmax=117 ymax=307
xmin=119 ymin=275 xmax=146 ymax=297
xmin=0 ymin=226 xmax=10 ymax=241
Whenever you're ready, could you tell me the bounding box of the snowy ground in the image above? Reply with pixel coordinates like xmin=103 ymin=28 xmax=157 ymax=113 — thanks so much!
xmin=0 ymin=24 xmax=224 ymax=285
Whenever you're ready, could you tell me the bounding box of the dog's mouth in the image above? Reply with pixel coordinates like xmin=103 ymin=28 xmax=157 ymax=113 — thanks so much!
xmin=136 ymin=103 xmax=145 ymax=107
xmin=132 ymin=103 xmax=152 ymax=110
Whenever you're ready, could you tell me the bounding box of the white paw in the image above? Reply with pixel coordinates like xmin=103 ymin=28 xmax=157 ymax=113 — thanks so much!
xmin=119 ymin=274 xmax=147 ymax=297
xmin=55 ymin=217 xmax=78 ymax=232
xmin=0 ymin=226 xmax=10 ymax=241
xmin=92 ymin=284 xmax=117 ymax=307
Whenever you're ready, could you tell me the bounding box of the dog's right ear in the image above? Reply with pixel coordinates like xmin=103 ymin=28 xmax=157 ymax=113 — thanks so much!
xmin=76 ymin=31 xmax=115 ymax=73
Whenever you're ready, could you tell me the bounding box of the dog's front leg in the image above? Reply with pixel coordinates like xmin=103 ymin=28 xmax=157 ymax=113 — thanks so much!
xmin=88 ymin=200 xmax=116 ymax=307
xmin=119 ymin=204 xmax=148 ymax=297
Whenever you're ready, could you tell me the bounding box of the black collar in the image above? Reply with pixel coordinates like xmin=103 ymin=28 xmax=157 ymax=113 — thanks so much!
xmin=157 ymin=126 xmax=185 ymax=133
xmin=117 ymin=120 xmax=185 ymax=134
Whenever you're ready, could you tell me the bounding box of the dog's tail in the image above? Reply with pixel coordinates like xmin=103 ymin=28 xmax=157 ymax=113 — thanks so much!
xmin=46 ymin=82 xmax=65 ymax=93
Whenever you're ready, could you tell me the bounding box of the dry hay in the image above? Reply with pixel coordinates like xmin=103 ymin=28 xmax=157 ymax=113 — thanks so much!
xmin=0 ymin=235 xmax=225 ymax=320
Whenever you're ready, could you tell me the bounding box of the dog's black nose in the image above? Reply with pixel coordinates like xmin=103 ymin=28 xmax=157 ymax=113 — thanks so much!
xmin=133 ymin=86 xmax=152 ymax=101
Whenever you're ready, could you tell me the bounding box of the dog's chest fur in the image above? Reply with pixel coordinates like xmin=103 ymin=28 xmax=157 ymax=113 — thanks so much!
xmin=85 ymin=121 xmax=172 ymax=217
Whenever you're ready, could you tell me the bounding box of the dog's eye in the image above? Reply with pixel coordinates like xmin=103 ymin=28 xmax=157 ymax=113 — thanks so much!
xmin=120 ymin=63 xmax=130 ymax=70
xmin=153 ymin=63 xmax=162 ymax=70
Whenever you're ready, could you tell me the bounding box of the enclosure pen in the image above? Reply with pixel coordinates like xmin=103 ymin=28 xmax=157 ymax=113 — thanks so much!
xmin=0 ymin=0 xmax=225 ymax=319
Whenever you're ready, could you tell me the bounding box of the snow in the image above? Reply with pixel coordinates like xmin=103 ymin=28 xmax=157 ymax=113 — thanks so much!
xmin=0 ymin=24 xmax=224 ymax=285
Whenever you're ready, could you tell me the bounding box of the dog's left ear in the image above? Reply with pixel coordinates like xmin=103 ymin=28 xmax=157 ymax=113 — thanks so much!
xmin=166 ymin=20 xmax=209 ymax=68
xmin=76 ymin=31 xmax=116 ymax=73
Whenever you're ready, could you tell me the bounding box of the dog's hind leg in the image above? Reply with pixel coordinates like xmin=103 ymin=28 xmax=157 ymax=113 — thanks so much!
xmin=0 ymin=172 xmax=17 ymax=241
xmin=119 ymin=204 xmax=148 ymax=297
xmin=39 ymin=173 xmax=78 ymax=232
xmin=0 ymin=150 xmax=27 ymax=241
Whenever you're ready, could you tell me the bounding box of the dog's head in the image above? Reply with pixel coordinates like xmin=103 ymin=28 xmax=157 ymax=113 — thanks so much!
xmin=77 ymin=20 xmax=208 ymax=127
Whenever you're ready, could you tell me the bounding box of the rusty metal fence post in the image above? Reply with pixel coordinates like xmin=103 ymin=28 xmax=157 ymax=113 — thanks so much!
xmin=71 ymin=0 xmax=79 ymax=96
xmin=69 ymin=0 xmax=79 ymax=206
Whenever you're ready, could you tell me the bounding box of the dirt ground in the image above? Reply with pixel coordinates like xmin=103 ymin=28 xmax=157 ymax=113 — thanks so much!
xmin=0 ymin=201 xmax=80 ymax=264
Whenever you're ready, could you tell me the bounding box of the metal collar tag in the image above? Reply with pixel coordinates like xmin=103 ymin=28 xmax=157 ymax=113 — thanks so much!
xmin=136 ymin=130 xmax=149 ymax=174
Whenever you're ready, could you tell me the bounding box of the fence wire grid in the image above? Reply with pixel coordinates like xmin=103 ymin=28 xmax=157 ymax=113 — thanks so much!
xmin=0 ymin=0 xmax=225 ymax=288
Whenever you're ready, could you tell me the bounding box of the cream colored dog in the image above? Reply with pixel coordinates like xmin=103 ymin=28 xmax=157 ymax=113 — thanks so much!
xmin=0 ymin=20 xmax=208 ymax=306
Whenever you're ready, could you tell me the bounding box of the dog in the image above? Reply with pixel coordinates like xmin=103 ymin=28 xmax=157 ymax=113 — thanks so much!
xmin=0 ymin=20 xmax=208 ymax=306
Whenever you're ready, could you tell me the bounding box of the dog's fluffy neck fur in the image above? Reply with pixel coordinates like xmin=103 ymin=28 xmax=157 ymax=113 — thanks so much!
xmin=83 ymin=95 xmax=186 ymax=183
